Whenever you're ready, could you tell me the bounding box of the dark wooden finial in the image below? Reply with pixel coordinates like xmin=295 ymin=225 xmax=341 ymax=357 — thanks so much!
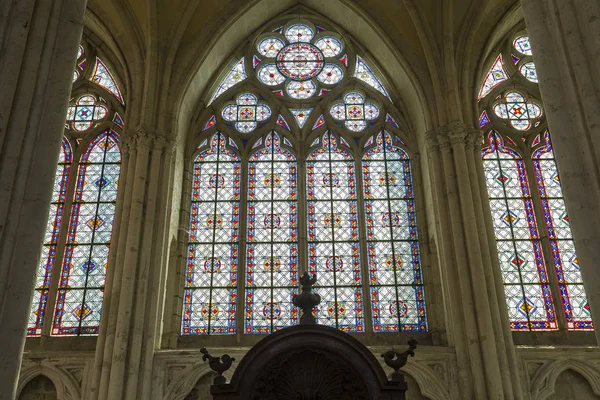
xmin=293 ymin=272 xmax=321 ymax=325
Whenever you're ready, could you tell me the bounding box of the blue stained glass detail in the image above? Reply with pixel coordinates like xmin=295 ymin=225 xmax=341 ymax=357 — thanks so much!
xmin=306 ymin=132 xmax=364 ymax=332
xmin=362 ymin=131 xmax=427 ymax=332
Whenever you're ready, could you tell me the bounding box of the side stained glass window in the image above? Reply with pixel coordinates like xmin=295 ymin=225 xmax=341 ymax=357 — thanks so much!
xmin=246 ymin=132 xmax=298 ymax=333
xmin=53 ymin=130 xmax=121 ymax=335
xmin=28 ymin=138 xmax=72 ymax=336
xmin=482 ymin=132 xmax=556 ymax=330
xmin=183 ymin=133 xmax=241 ymax=334
xmin=363 ymin=131 xmax=426 ymax=332
xmin=532 ymin=132 xmax=593 ymax=329
xmin=306 ymin=132 xmax=363 ymax=332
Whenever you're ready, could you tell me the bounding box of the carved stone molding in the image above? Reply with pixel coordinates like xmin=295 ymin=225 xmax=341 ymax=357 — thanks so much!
xmin=17 ymin=363 xmax=83 ymax=400
xmin=528 ymin=359 xmax=600 ymax=399
xmin=518 ymin=348 xmax=600 ymax=400
xmin=446 ymin=121 xmax=468 ymax=146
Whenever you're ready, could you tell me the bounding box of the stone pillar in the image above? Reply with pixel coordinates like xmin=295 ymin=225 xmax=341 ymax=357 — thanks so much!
xmin=88 ymin=127 xmax=175 ymax=400
xmin=521 ymin=0 xmax=600 ymax=343
xmin=426 ymin=122 xmax=523 ymax=399
xmin=0 ymin=1 xmax=86 ymax=398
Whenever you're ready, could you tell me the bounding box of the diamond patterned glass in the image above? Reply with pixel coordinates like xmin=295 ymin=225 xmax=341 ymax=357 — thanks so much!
xmin=52 ymin=130 xmax=121 ymax=335
xmin=532 ymin=132 xmax=593 ymax=330
xmin=183 ymin=133 xmax=240 ymax=335
xmin=27 ymin=137 xmax=72 ymax=336
xmin=306 ymin=132 xmax=363 ymax=332
xmin=362 ymin=131 xmax=426 ymax=332
xmin=482 ymin=132 xmax=556 ymax=330
xmin=246 ymin=132 xmax=298 ymax=333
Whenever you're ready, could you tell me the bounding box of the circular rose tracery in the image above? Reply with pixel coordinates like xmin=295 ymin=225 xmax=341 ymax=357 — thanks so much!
xmin=276 ymin=43 xmax=325 ymax=81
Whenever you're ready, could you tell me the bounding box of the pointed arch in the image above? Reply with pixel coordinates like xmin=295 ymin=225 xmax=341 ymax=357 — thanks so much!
xmin=482 ymin=131 xmax=556 ymax=330
xmin=306 ymin=131 xmax=363 ymax=332
xmin=183 ymin=132 xmax=241 ymax=335
xmin=52 ymin=130 xmax=121 ymax=335
xmin=362 ymin=130 xmax=426 ymax=332
xmin=27 ymin=138 xmax=72 ymax=336
xmin=246 ymin=132 xmax=298 ymax=333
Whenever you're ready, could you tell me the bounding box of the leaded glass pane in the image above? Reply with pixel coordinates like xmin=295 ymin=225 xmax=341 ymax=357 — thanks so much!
xmin=27 ymin=138 xmax=72 ymax=336
xmin=246 ymin=132 xmax=298 ymax=334
xmin=532 ymin=132 xmax=593 ymax=330
xmin=363 ymin=131 xmax=426 ymax=332
xmin=183 ymin=133 xmax=240 ymax=335
xmin=52 ymin=130 xmax=121 ymax=336
xmin=482 ymin=132 xmax=556 ymax=330
xmin=306 ymin=132 xmax=363 ymax=332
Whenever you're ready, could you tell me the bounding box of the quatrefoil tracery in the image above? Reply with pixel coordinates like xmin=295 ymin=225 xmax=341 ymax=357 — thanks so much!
xmin=66 ymin=94 xmax=108 ymax=132
xmin=493 ymin=91 xmax=542 ymax=131
xmin=330 ymin=91 xmax=380 ymax=132
xmin=221 ymin=93 xmax=272 ymax=133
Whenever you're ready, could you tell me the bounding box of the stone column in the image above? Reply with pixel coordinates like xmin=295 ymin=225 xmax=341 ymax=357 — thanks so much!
xmin=521 ymin=0 xmax=600 ymax=343
xmin=0 ymin=1 xmax=86 ymax=398
xmin=426 ymin=122 xmax=523 ymax=399
xmin=88 ymin=127 xmax=175 ymax=400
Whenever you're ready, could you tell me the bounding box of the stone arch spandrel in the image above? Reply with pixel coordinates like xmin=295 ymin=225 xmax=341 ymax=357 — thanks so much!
xmin=401 ymin=361 xmax=452 ymax=400
xmin=17 ymin=365 xmax=81 ymax=400
xmin=530 ymin=359 xmax=600 ymax=400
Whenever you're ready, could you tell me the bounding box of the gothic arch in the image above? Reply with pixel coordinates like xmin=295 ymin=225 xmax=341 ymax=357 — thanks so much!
xmin=174 ymin=1 xmax=431 ymax=148
xmin=530 ymin=359 xmax=600 ymax=400
xmin=17 ymin=365 xmax=81 ymax=400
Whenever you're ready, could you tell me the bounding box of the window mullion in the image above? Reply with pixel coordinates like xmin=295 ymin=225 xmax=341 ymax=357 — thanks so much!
xmin=236 ymin=154 xmax=248 ymax=336
xmin=354 ymin=151 xmax=374 ymax=335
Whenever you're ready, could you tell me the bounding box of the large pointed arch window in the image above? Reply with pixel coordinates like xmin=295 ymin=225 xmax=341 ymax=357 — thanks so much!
xmin=246 ymin=132 xmax=298 ymax=333
xmin=181 ymin=18 xmax=428 ymax=337
xmin=53 ymin=131 xmax=121 ymax=335
xmin=363 ymin=131 xmax=426 ymax=332
xmin=482 ymin=132 xmax=555 ymax=330
xmin=478 ymin=32 xmax=592 ymax=331
xmin=183 ymin=133 xmax=241 ymax=334
xmin=28 ymin=42 xmax=126 ymax=336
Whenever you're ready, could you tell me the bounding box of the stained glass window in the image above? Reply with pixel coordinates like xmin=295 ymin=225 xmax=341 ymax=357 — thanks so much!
xmin=210 ymin=58 xmax=247 ymax=104
xmin=330 ymin=91 xmax=380 ymax=132
xmin=513 ymin=36 xmax=533 ymax=55
xmin=66 ymin=95 xmax=108 ymax=132
xmin=221 ymin=93 xmax=271 ymax=133
xmin=91 ymin=58 xmax=124 ymax=104
xmin=246 ymin=132 xmax=298 ymax=333
xmin=520 ymin=62 xmax=538 ymax=83
xmin=493 ymin=92 xmax=542 ymax=131
xmin=478 ymin=54 xmax=509 ymax=99
xmin=482 ymin=132 xmax=556 ymax=330
xmin=306 ymin=132 xmax=363 ymax=332
xmin=53 ymin=130 xmax=121 ymax=335
xmin=354 ymin=56 xmax=391 ymax=101
xmin=532 ymin=132 xmax=593 ymax=330
xmin=362 ymin=131 xmax=426 ymax=332
xmin=290 ymin=108 xmax=313 ymax=128
xmin=254 ymin=23 xmax=344 ymax=99
xmin=28 ymin=138 xmax=72 ymax=336
xmin=183 ymin=133 xmax=240 ymax=334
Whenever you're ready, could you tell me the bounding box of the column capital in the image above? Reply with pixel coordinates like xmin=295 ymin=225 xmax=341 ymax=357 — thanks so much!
xmin=123 ymin=124 xmax=170 ymax=152
xmin=446 ymin=121 xmax=469 ymax=146
xmin=466 ymin=128 xmax=483 ymax=151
